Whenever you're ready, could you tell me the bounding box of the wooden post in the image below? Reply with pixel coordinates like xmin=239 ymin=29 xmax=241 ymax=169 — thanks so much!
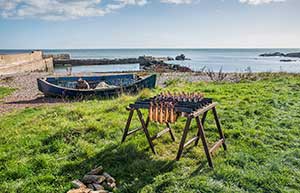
xmin=121 ymin=108 xmax=134 ymax=143
xmin=166 ymin=122 xmax=176 ymax=141
xmin=136 ymin=109 xmax=157 ymax=154
xmin=201 ymin=111 xmax=208 ymax=125
xmin=195 ymin=111 xmax=208 ymax=146
xmin=195 ymin=116 xmax=213 ymax=168
xmin=212 ymin=107 xmax=227 ymax=151
xmin=176 ymin=117 xmax=192 ymax=160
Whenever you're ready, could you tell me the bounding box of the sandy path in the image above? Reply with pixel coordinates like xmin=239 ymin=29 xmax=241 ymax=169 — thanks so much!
xmin=0 ymin=72 xmax=68 ymax=114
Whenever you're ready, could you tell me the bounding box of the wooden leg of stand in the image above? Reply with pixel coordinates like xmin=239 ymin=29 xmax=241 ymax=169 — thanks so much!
xmin=121 ymin=109 xmax=134 ymax=143
xmin=145 ymin=116 xmax=150 ymax=129
xmin=166 ymin=122 xmax=176 ymax=141
xmin=136 ymin=109 xmax=156 ymax=154
xmin=176 ymin=117 xmax=192 ymax=161
xmin=195 ymin=116 xmax=213 ymax=168
xmin=201 ymin=111 xmax=208 ymax=125
xmin=195 ymin=111 xmax=208 ymax=146
xmin=212 ymin=107 xmax=227 ymax=151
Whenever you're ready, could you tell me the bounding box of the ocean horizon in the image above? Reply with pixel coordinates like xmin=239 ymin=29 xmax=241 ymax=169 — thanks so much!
xmin=1 ymin=48 xmax=300 ymax=73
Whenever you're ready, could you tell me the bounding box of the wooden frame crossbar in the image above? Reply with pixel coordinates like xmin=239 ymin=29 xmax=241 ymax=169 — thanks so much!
xmin=121 ymin=102 xmax=227 ymax=168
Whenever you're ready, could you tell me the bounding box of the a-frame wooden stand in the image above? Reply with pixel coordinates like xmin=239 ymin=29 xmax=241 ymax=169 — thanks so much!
xmin=121 ymin=103 xmax=227 ymax=168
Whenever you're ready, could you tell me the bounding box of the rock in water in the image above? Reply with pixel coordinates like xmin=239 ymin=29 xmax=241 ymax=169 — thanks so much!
xmin=285 ymin=52 xmax=300 ymax=58
xmin=259 ymin=52 xmax=286 ymax=57
xmin=175 ymin=54 xmax=186 ymax=60
xmin=280 ymin=59 xmax=296 ymax=62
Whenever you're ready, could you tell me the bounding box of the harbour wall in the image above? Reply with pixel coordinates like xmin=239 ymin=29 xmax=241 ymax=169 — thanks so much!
xmin=0 ymin=51 xmax=53 ymax=75
xmin=50 ymin=54 xmax=192 ymax=72
xmin=52 ymin=56 xmax=174 ymax=67
xmin=53 ymin=58 xmax=140 ymax=66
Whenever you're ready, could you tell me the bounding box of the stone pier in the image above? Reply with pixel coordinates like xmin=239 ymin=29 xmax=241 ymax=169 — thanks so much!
xmin=0 ymin=51 xmax=53 ymax=75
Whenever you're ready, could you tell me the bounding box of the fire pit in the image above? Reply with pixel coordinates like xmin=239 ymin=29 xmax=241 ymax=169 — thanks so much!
xmin=121 ymin=92 xmax=227 ymax=168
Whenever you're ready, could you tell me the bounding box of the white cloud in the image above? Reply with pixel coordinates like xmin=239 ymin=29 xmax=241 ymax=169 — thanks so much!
xmin=106 ymin=0 xmax=147 ymax=12
xmin=0 ymin=0 xmax=148 ymax=20
xmin=0 ymin=0 xmax=288 ymax=20
xmin=160 ymin=0 xmax=193 ymax=4
xmin=239 ymin=0 xmax=286 ymax=5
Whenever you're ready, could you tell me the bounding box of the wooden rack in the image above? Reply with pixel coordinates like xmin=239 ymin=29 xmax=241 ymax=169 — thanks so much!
xmin=121 ymin=99 xmax=227 ymax=168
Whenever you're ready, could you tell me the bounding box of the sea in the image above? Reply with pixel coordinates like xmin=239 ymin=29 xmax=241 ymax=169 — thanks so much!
xmin=1 ymin=49 xmax=300 ymax=73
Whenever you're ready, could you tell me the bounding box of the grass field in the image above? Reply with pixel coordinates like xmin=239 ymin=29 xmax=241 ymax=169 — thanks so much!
xmin=0 ymin=74 xmax=300 ymax=193
xmin=0 ymin=86 xmax=14 ymax=100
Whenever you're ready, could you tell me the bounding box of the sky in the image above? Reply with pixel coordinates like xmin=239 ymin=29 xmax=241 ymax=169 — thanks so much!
xmin=0 ymin=0 xmax=299 ymax=49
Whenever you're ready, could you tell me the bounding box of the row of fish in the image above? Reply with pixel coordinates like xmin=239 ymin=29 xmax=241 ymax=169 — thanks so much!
xmin=149 ymin=102 xmax=178 ymax=123
xmin=148 ymin=92 xmax=205 ymax=123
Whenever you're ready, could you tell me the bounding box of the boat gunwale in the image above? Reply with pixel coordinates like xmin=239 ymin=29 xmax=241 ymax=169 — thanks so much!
xmin=37 ymin=74 xmax=155 ymax=92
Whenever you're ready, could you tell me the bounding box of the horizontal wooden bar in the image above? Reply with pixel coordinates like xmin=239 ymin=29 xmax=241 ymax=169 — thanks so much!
xmin=127 ymin=127 xmax=142 ymax=135
xmin=129 ymin=103 xmax=149 ymax=109
xmin=191 ymin=102 xmax=217 ymax=118
xmin=151 ymin=128 xmax=171 ymax=141
xmin=184 ymin=136 xmax=199 ymax=148
xmin=209 ymin=139 xmax=224 ymax=154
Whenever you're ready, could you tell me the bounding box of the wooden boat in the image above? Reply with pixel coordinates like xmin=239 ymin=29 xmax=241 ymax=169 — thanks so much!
xmin=37 ymin=74 xmax=156 ymax=98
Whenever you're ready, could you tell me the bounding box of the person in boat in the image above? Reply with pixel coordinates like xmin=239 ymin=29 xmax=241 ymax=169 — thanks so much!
xmin=75 ymin=78 xmax=90 ymax=89
xmin=136 ymin=75 xmax=142 ymax=81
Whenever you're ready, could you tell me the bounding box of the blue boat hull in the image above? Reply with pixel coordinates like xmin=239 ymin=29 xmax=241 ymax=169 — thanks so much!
xmin=37 ymin=74 xmax=156 ymax=98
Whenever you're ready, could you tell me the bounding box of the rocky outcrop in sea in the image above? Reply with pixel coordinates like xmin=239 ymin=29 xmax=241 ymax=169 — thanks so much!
xmin=259 ymin=52 xmax=286 ymax=57
xmin=175 ymin=54 xmax=191 ymax=60
xmin=259 ymin=52 xmax=300 ymax=58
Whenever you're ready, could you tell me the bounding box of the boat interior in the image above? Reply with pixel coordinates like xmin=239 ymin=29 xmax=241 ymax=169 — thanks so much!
xmin=45 ymin=74 xmax=138 ymax=89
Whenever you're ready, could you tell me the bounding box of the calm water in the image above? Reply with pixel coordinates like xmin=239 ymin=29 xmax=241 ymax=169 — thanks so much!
xmin=1 ymin=49 xmax=300 ymax=73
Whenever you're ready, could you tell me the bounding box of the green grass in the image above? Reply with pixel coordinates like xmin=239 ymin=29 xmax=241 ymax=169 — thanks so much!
xmin=0 ymin=86 xmax=15 ymax=100
xmin=0 ymin=74 xmax=300 ymax=193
